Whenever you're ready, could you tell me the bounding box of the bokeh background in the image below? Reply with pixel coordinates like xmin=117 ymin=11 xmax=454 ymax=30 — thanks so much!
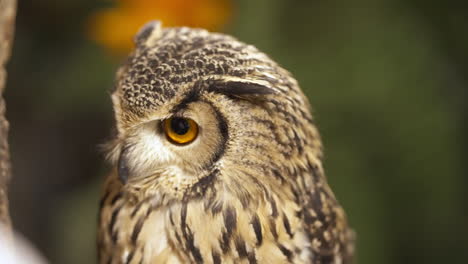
xmin=5 ymin=0 xmax=468 ymax=263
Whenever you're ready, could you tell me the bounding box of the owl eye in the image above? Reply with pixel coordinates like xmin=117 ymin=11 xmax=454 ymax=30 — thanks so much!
xmin=163 ymin=117 xmax=199 ymax=145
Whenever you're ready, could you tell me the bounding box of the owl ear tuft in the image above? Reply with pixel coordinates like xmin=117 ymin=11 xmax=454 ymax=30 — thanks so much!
xmin=208 ymin=79 xmax=277 ymax=97
xmin=134 ymin=20 xmax=163 ymax=49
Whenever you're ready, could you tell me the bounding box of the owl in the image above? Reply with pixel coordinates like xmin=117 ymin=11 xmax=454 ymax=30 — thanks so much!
xmin=98 ymin=21 xmax=354 ymax=264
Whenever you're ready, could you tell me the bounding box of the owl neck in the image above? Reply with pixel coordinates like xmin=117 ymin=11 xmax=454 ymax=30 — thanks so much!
xmin=100 ymin=163 xmax=317 ymax=263
xmin=154 ymin=178 xmax=308 ymax=263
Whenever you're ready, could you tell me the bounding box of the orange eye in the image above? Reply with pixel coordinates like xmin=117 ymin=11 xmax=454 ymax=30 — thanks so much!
xmin=163 ymin=117 xmax=199 ymax=145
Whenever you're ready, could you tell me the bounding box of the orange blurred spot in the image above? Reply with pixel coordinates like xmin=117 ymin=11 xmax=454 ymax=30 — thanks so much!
xmin=87 ymin=0 xmax=232 ymax=55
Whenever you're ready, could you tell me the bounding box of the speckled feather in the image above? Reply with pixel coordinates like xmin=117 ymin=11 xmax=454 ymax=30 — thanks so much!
xmin=98 ymin=21 xmax=354 ymax=264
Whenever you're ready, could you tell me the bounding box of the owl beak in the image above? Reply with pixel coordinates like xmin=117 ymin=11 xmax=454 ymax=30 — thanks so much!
xmin=117 ymin=148 xmax=130 ymax=184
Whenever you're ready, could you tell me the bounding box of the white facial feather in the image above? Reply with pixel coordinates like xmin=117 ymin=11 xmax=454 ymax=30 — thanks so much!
xmin=126 ymin=123 xmax=175 ymax=178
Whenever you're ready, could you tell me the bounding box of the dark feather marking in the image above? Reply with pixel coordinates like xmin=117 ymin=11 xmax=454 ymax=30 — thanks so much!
xmin=110 ymin=191 xmax=123 ymax=205
xmin=125 ymin=250 xmax=135 ymax=264
xmin=145 ymin=206 xmax=153 ymax=217
xmin=220 ymin=206 xmax=236 ymax=254
xmin=179 ymin=204 xmax=203 ymax=263
xmin=99 ymin=189 xmax=111 ymax=211
xmin=189 ymin=168 xmax=218 ymax=198
xmin=251 ymin=214 xmax=263 ymax=246
xmin=269 ymin=218 xmax=278 ymax=240
xmin=292 ymin=129 xmax=304 ymax=154
xmin=211 ymin=200 xmax=223 ymax=215
xmin=181 ymin=203 xmax=188 ymax=229
xmin=212 ymin=251 xmax=221 ymax=264
xmin=223 ymin=206 xmax=237 ymax=236
xmin=248 ymin=252 xmax=257 ymax=264
xmin=278 ymin=244 xmax=293 ymax=261
xmin=294 ymin=247 xmax=302 ymax=254
xmin=282 ymin=212 xmax=293 ymax=238
xmin=108 ymin=205 xmax=123 ymax=244
xmin=169 ymin=210 xmax=175 ymax=225
xmin=220 ymin=231 xmax=231 ymax=253
xmin=302 ymin=206 xmax=314 ymax=224
xmin=130 ymin=200 xmax=145 ymax=218
xmin=271 ymin=168 xmax=286 ymax=184
xmin=131 ymin=216 xmax=145 ymax=245
xmin=204 ymin=190 xmax=216 ymax=212
xmin=207 ymin=101 xmax=229 ymax=165
xmin=180 ymin=203 xmax=189 ymax=248
xmin=310 ymin=191 xmax=325 ymax=222
xmin=111 ymin=230 xmax=119 ymax=245
xmin=270 ymin=197 xmax=278 ymax=218
xmin=98 ymin=189 xmax=112 ymax=223
xmin=185 ymin=226 xmax=203 ymax=264
xmin=308 ymin=160 xmax=321 ymax=181
xmin=235 ymin=237 xmax=248 ymax=258
xmin=291 ymin=186 xmax=301 ymax=204
xmin=174 ymin=229 xmax=182 ymax=245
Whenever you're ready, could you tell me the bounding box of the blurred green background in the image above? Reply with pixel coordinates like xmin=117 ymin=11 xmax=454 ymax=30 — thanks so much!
xmin=5 ymin=0 xmax=468 ymax=263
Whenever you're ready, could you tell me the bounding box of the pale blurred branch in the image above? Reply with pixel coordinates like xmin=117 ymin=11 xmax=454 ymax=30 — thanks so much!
xmin=0 ymin=0 xmax=17 ymax=229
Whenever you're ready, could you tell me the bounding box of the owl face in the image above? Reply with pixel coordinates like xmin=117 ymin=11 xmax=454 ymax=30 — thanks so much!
xmin=106 ymin=22 xmax=321 ymax=202
xmin=110 ymin=93 xmax=229 ymax=198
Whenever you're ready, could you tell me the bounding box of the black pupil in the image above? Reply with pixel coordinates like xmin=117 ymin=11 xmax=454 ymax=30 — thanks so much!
xmin=170 ymin=118 xmax=190 ymax=135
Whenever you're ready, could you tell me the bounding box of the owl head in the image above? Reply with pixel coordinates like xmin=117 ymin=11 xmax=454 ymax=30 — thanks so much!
xmin=106 ymin=21 xmax=323 ymax=204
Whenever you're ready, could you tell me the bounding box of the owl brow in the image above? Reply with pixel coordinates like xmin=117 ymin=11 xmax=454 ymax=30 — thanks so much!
xmin=171 ymin=80 xmax=275 ymax=113
xmin=170 ymin=82 xmax=203 ymax=113
xmin=207 ymin=80 xmax=276 ymax=97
